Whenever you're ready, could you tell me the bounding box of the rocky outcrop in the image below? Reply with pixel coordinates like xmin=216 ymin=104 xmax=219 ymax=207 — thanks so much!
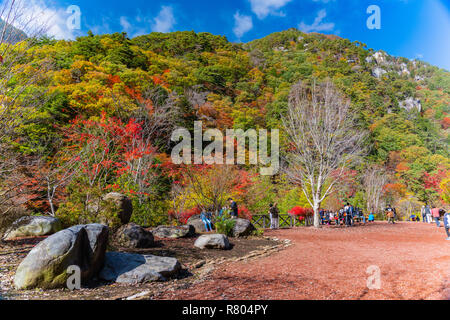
xmin=114 ymin=223 xmax=154 ymax=248
xmin=194 ymin=234 xmax=230 ymax=250
xmin=232 ymin=218 xmax=256 ymax=238
xmin=14 ymin=224 xmax=109 ymax=290
xmin=99 ymin=252 xmax=181 ymax=284
xmin=399 ymin=97 xmax=422 ymax=113
xmin=153 ymin=225 xmax=195 ymax=239
xmin=373 ymin=51 xmax=386 ymax=65
xmin=102 ymin=193 xmax=133 ymax=225
xmin=372 ymin=67 xmax=387 ymax=79
xmin=398 ymin=63 xmax=410 ymax=76
xmin=2 ymin=216 xmax=62 ymax=240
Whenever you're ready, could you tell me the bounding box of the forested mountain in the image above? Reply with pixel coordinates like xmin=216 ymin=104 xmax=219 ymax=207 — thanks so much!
xmin=1 ymin=29 xmax=448 ymax=227
xmin=0 ymin=19 xmax=27 ymax=44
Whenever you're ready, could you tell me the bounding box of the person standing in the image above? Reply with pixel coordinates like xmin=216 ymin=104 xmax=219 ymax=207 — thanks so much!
xmin=350 ymin=204 xmax=355 ymax=226
xmin=269 ymin=203 xmax=280 ymax=229
xmin=425 ymin=204 xmax=432 ymax=224
xmin=443 ymin=209 xmax=450 ymax=240
xmin=431 ymin=206 xmax=441 ymax=227
xmin=344 ymin=203 xmax=352 ymax=227
xmin=319 ymin=209 xmax=325 ymax=225
xmin=228 ymin=198 xmax=238 ymax=218
xmin=385 ymin=205 xmax=395 ymax=224
xmin=421 ymin=205 xmax=427 ymax=223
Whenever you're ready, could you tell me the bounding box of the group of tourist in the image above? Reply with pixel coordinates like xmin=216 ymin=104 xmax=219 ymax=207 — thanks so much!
xmin=267 ymin=203 xmax=375 ymax=230
xmin=201 ymin=199 xmax=450 ymax=241
xmin=320 ymin=204 xmax=373 ymax=227
xmin=420 ymin=204 xmax=450 ymax=240
xmin=199 ymin=198 xmax=239 ymax=232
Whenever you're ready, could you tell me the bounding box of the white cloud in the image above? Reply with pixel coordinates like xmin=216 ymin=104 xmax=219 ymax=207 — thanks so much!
xmin=151 ymin=6 xmax=176 ymax=33
xmin=119 ymin=16 xmax=132 ymax=32
xmin=249 ymin=0 xmax=292 ymax=19
xmin=233 ymin=12 xmax=253 ymax=39
xmin=0 ymin=0 xmax=81 ymax=40
xmin=298 ymin=9 xmax=335 ymax=33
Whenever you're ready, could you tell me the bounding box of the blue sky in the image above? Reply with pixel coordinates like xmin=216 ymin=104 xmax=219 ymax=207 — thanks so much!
xmin=21 ymin=0 xmax=450 ymax=70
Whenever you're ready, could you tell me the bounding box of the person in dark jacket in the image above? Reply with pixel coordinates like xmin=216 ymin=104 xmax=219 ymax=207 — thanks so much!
xmin=344 ymin=203 xmax=353 ymax=227
xmin=385 ymin=205 xmax=395 ymax=224
xmin=269 ymin=203 xmax=280 ymax=229
xmin=228 ymin=198 xmax=238 ymax=218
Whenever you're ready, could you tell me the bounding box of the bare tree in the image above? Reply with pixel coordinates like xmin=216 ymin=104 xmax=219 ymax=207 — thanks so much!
xmin=131 ymin=88 xmax=183 ymax=146
xmin=169 ymin=183 xmax=190 ymax=223
xmin=283 ymin=80 xmax=367 ymax=228
xmin=363 ymin=165 xmax=388 ymax=214
xmin=39 ymin=147 xmax=84 ymax=216
xmin=0 ymin=0 xmax=52 ymax=215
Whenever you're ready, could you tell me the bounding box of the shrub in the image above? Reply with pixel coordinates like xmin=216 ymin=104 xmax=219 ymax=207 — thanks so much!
xmin=215 ymin=214 xmax=236 ymax=237
xmin=131 ymin=198 xmax=170 ymax=227
xmin=56 ymin=184 xmax=122 ymax=230
xmin=169 ymin=207 xmax=202 ymax=225
xmin=288 ymin=206 xmax=313 ymax=217
xmin=238 ymin=206 xmax=252 ymax=220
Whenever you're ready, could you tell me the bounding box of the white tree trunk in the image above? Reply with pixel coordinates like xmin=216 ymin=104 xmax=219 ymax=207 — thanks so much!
xmin=313 ymin=202 xmax=321 ymax=228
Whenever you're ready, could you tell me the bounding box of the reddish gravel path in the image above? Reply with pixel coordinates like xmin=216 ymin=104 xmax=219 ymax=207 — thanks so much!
xmin=158 ymin=222 xmax=450 ymax=300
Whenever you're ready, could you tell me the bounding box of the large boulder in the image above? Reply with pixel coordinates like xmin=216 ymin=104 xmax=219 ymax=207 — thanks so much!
xmin=14 ymin=224 xmax=109 ymax=290
xmin=187 ymin=215 xmax=214 ymax=233
xmin=99 ymin=252 xmax=181 ymax=284
xmin=194 ymin=234 xmax=230 ymax=250
xmin=102 ymin=193 xmax=133 ymax=225
xmin=153 ymin=225 xmax=195 ymax=239
xmin=115 ymin=223 xmax=154 ymax=248
xmin=232 ymin=218 xmax=256 ymax=238
xmin=3 ymin=216 xmax=62 ymax=241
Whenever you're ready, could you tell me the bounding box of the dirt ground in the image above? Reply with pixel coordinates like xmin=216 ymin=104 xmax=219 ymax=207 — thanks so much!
xmin=1 ymin=222 xmax=449 ymax=300
xmin=156 ymin=222 xmax=450 ymax=300
xmin=0 ymin=233 xmax=278 ymax=300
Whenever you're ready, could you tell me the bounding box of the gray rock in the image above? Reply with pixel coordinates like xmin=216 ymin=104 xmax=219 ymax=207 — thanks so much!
xmin=414 ymin=75 xmax=425 ymax=82
xmin=115 ymin=223 xmax=154 ymax=248
xmin=103 ymin=192 xmax=133 ymax=225
xmin=187 ymin=215 xmax=214 ymax=233
xmin=153 ymin=225 xmax=195 ymax=239
xmin=232 ymin=218 xmax=256 ymax=238
xmin=399 ymin=97 xmax=422 ymax=113
xmin=3 ymin=216 xmax=62 ymax=240
xmin=399 ymin=62 xmax=410 ymax=76
xmin=372 ymin=67 xmax=387 ymax=79
xmin=99 ymin=252 xmax=181 ymax=284
xmin=14 ymin=224 xmax=108 ymax=290
xmin=194 ymin=234 xmax=230 ymax=250
xmin=373 ymin=51 xmax=386 ymax=65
